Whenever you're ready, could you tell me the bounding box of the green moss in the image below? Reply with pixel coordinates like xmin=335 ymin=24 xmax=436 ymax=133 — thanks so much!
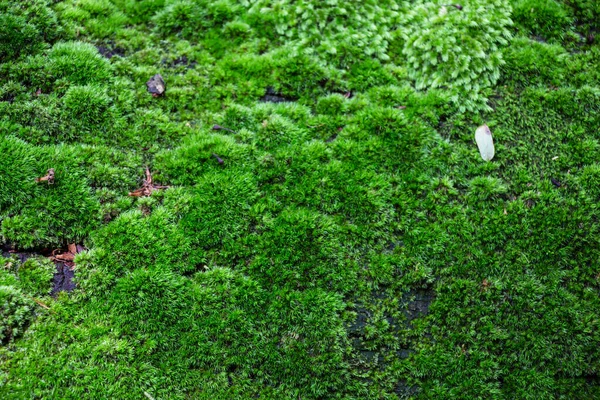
xmin=2 ymin=0 xmax=600 ymax=398
xmin=63 ymin=85 xmax=112 ymax=126
xmin=17 ymin=258 xmax=55 ymax=297
xmin=0 ymin=137 xmax=100 ymax=249
xmin=0 ymin=286 xmax=34 ymax=344
xmin=48 ymin=42 xmax=113 ymax=86
xmin=178 ymin=171 xmax=258 ymax=250
xmin=512 ymin=0 xmax=573 ymax=41
xmin=0 ymin=0 xmax=62 ymax=60
xmin=396 ymin=0 xmax=513 ymax=112
xmin=86 ymin=207 xmax=196 ymax=289
xmin=244 ymin=0 xmax=400 ymax=66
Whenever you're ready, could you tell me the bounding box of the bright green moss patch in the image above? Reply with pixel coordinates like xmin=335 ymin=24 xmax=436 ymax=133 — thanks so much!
xmin=1 ymin=0 xmax=600 ymax=398
xmin=0 ymin=137 xmax=100 ymax=248
xmin=0 ymin=0 xmax=62 ymax=61
xmin=16 ymin=258 xmax=55 ymax=297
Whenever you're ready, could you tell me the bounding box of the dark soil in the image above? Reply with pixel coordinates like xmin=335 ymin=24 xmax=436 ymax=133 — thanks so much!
xmin=96 ymin=45 xmax=125 ymax=59
xmin=51 ymin=262 xmax=75 ymax=296
xmin=260 ymin=86 xmax=295 ymax=103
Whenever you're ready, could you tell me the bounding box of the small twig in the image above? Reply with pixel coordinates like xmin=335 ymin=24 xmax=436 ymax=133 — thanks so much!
xmin=145 ymin=167 xmax=152 ymax=185
xmin=36 ymin=168 xmax=55 ymax=184
xmin=32 ymin=297 xmax=51 ymax=310
xmin=212 ymin=153 xmax=224 ymax=164
xmin=212 ymin=124 xmax=236 ymax=134
xmin=24 ymin=294 xmax=53 ymax=311
xmin=144 ymin=392 xmax=156 ymax=400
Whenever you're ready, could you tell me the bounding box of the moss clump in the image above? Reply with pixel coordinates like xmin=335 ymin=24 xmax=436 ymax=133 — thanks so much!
xmin=512 ymin=0 xmax=573 ymax=41
xmin=17 ymin=257 xmax=55 ymax=297
xmin=396 ymin=0 xmax=513 ymax=112
xmin=0 ymin=136 xmax=100 ymax=249
xmin=0 ymin=286 xmax=34 ymax=344
xmin=63 ymin=84 xmax=112 ymax=126
xmin=0 ymin=0 xmax=61 ymax=61
xmin=48 ymin=42 xmax=113 ymax=86
xmin=87 ymin=208 xmax=196 ymax=287
xmin=243 ymin=0 xmax=401 ymax=65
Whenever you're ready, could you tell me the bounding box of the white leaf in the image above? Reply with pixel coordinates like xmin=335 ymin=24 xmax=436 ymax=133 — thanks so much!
xmin=475 ymin=124 xmax=495 ymax=161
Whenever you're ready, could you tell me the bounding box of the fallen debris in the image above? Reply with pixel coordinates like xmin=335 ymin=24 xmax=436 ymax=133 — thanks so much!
xmin=442 ymin=3 xmax=463 ymax=10
xmin=212 ymin=124 xmax=236 ymax=134
xmin=260 ymin=86 xmax=293 ymax=103
xmin=144 ymin=392 xmax=156 ymax=400
xmin=36 ymin=168 xmax=55 ymax=184
xmin=146 ymin=74 xmax=166 ymax=97
xmin=52 ymin=251 xmax=74 ymax=263
xmin=551 ymin=177 xmax=562 ymax=188
xmin=475 ymin=124 xmax=495 ymax=161
xmin=30 ymin=297 xmax=51 ymax=310
xmin=50 ymin=243 xmax=85 ymax=296
xmin=129 ymin=167 xmax=169 ymax=197
xmin=51 ymin=243 xmax=85 ymax=268
xmin=212 ymin=153 xmax=224 ymax=164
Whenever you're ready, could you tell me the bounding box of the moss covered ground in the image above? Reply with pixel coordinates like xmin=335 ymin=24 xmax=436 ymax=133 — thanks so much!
xmin=1 ymin=0 xmax=600 ymax=398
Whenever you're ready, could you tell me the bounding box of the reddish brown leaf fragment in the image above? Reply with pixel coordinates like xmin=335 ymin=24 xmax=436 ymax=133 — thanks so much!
xmin=128 ymin=187 xmax=151 ymax=197
xmin=481 ymin=279 xmax=491 ymax=291
xmin=53 ymin=252 xmax=75 ymax=262
xmin=128 ymin=168 xmax=170 ymax=197
xmin=50 ymin=243 xmax=84 ymax=264
xmin=145 ymin=167 xmax=152 ymax=185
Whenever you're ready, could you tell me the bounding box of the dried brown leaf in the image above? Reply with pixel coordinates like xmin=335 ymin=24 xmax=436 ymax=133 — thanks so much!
xmin=53 ymin=252 xmax=75 ymax=262
xmin=128 ymin=168 xmax=169 ymax=197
